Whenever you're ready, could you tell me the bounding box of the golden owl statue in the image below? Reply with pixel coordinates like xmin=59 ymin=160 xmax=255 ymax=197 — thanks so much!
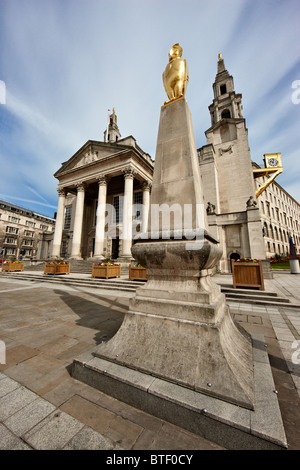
xmin=162 ymin=43 xmax=189 ymax=104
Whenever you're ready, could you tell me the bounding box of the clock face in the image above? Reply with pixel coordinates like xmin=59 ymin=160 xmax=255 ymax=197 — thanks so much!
xmin=267 ymin=158 xmax=279 ymax=167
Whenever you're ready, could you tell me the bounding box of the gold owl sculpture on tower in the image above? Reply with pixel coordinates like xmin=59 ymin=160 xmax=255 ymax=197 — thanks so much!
xmin=162 ymin=43 xmax=189 ymax=105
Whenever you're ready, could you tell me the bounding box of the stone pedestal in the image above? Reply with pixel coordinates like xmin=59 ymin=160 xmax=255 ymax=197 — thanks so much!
xmin=95 ymin=238 xmax=254 ymax=409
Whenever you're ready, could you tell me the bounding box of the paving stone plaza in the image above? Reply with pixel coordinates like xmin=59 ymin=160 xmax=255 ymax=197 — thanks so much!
xmin=0 ymin=269 xmax=300 ymax=450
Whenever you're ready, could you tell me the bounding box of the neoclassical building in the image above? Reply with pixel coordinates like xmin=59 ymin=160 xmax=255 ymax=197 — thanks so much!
xmin=51 ymin=57 xmax=299 ymax=271
xmin=52 ymin=110 xmax=153 ymax=261
xmin=0 ymin=200 xmax=55 ymax=260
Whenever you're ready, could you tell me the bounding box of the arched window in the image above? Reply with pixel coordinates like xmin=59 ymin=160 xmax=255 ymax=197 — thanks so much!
xmin=221 ymin=109 xmax=231 ymax=119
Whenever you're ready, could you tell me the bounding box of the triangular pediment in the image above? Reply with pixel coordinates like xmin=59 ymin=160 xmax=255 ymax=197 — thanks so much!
xmin=54 ymin=140 xmax=129 ymax=177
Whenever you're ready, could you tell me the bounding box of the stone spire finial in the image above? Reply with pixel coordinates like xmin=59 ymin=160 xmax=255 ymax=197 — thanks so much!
xmin=217 ymin=53 xmax=226 ymax=74
xmin=104 ymin=108 xmax=121 ymax=143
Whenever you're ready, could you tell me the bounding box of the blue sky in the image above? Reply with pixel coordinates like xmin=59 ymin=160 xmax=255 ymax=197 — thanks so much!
xmin=0 ymin=0 xmax=299 ymax=217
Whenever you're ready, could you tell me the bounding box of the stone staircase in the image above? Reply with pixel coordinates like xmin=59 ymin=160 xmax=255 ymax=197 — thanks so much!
xmin=2 ymin=270 xmax=299 ymax=308
xmin=2 ymin=272 xmax=139 ymax=293
xmin=69 ymin=259 xmax=94 ymax=273
xmin=20 ymin=259 xmax=130 ymax=275
xmin=220 ymin=285 xmax=293 ymax=307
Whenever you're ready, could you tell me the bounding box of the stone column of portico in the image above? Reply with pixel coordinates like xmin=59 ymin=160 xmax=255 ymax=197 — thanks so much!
xmin=94 ymin=175 xmax=108 ymax=258
xmin=121 ymin=169 xmax=134 ymax=259
xmin=52 ymin=188 xmax=66 ymax=258
xmin=142 ymin=181 xmax=151 ymax=234
xmin=71 ymin=183 xmax=85 ymax=259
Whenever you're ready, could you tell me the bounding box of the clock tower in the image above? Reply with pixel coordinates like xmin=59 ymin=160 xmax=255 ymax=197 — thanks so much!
xmin=198 ymin=55 xmax=266 ymax=272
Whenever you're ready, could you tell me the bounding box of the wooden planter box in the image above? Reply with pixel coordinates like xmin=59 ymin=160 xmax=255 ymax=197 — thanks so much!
xmin=129 ymin=265 xmax=147 ymax=281
xmin=232 ymin=260 xmax=264 ymax=290
xmin=92 ymin=264 xmax=120 ymax=279
xmin=44 ymin=263 xmax=70 ymax=275
xmin=2 ymin=262 xmax=24 ymax=272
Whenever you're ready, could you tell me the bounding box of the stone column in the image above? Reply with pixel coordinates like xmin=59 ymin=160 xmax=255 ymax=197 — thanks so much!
xmin=71 ymin=183 xmax=85 ymax=259
xmin=142 ymin=181 xmax=151 ymax=234
xmin=121 ymin=168 xmax=134 ymax=259
xmin=94 ymin=175 xmax=108 ymax=258
xmin=52 ymin=188 xmax=66 ymax=258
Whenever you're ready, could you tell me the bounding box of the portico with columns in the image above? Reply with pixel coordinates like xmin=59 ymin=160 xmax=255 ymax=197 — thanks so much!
xmin=52 ymin=110 xmax=153 ymax=261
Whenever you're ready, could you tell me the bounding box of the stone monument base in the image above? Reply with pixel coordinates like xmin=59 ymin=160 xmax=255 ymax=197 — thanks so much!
xmin=89 ymin=239 xmax=255 ymax=410
xmin=72 ymin=333 xmax=287 ymax=450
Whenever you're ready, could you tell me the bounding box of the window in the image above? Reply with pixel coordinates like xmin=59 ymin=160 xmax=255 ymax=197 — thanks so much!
xmin=6 ymin=226 xmax=18 ymax=234
xmin=221 ymin=109 xmax=231 ymax=119
xmin=64 ymin=206 xmax=72 ymax=229
xmin=26 ymin=220 xmax=36 ymax=228
xmin=6 ymin=248 xmax=16 ymax=255
xmin=24 ymin=230 xmax=33 ymax=237
xmin=8 ymin=216 xmax=20 ymax=223
xmin=23 ymin=239 xmax=33 ymax=246
xmin=220 ymin=84 xmax=227 ymax=95
xmin=4 ymin=237 xmax=17 ymax=245
xmin=133 ymin=191 xmax=143 ymax=220
xmin=40 ymin=224 xmax=48 ymax=231
xmin=61 ymin=240 xmax=67 ymax=258
xmin=113 ymin=196 xmax=123 ymax=223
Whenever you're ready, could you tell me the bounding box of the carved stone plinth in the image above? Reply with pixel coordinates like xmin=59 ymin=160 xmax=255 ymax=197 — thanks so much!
xmin=94 ymin=237 xmax=254 ymax=409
